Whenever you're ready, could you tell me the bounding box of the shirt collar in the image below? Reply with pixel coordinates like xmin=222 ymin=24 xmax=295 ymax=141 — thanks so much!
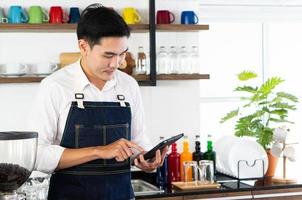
xmin=74 ymin=59 xmax=117 ymax=92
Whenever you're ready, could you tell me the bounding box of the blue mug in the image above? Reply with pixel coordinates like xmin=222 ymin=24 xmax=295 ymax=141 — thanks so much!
xmin=68 ymin=7 xmax=80 ymax=23
xmin=8 ymin=5 xmax=28 ymax=23
xmin=181 ymin=11 xmax=198 ymax=25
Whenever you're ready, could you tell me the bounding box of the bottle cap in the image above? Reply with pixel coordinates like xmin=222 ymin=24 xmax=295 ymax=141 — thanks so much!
xmin=195 ymin=141 xmax=201 ymax=151
xmin=171 ymin=143 xmax=177 ymax=151
xmin=207 ymin=140 xmax=213 ymax=151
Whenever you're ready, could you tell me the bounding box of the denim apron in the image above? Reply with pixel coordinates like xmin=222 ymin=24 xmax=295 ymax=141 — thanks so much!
xmin=48 ymin=83 xmax=134 ymax=200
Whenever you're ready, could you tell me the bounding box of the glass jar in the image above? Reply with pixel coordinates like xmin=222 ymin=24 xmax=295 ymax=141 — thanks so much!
xmin=135 ymin=46 xmax=147 ymax=75
xmin=177 ymin=46 xmax=189 ymax=74
xmin=0 ymin=132 xmax=38 ymax=199
xmin=157 ymin=46 xmax=169 ymax=74
xmin=168 ymin=46 xmax=178 ymax=74
xmin=189 ymin=46 xmax=200 ymax=74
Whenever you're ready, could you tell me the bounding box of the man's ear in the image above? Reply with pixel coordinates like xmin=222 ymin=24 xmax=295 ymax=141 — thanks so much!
xmin=78 ymin=39 xmax=90 ymax=57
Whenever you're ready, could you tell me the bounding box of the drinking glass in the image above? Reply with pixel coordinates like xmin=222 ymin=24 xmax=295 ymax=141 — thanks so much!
xmin=183 ymin=161 xmax=198 ymax=184
xmin=198 ymin=160 xmax=214 ymax=184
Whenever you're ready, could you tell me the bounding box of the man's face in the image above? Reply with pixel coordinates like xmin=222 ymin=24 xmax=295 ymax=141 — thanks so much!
xmin=80 ymin=36 xmax=128 ymax=81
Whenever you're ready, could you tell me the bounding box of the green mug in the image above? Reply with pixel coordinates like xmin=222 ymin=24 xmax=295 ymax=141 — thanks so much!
xmin=28 ymin=6 xmax=49 ymax=24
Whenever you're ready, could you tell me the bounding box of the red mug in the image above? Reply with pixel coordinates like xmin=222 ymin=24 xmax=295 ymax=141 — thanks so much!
xmin=156 ymin=10 xmax=175 ymax=24
xmin=49 ymin=6 xmax=68 ymax=23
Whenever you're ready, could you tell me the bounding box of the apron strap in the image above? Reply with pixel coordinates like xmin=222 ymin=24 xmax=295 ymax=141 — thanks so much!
xmin=117 ymin=94 xmax=126 ymax=107
xmin=114 ymin=77 xmax=127 ymax=107
xmin=75 ymin=93 xmax=85 ymax=109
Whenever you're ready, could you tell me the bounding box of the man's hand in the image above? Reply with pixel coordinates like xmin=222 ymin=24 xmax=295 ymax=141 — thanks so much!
xmin=134 ymin=146 xmax=168 ymax=171
xmin=96 ymin=138 xmax=144 ymax=162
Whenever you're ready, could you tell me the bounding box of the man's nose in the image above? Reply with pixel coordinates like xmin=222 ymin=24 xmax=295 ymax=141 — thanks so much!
xmin=109 ymin=56 xmax=121 ymax=68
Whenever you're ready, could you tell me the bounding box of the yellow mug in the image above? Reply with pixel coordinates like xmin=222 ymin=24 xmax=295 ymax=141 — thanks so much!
xmin=122 ymin=7 xmax=141 ymax=24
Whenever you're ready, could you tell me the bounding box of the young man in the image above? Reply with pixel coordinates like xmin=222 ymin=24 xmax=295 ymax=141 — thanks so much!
xmin=28 ymin=4 xmax=167 ymax=200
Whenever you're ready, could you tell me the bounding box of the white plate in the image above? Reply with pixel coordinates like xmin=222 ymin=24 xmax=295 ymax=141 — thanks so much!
xmin=228 ymin=138 xmax=268 ymax=178
xmin=214 ymin=135 xmax=238 ymax=175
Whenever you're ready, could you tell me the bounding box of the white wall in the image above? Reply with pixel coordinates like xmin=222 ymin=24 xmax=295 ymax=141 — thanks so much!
xmin=0 ymin=0 xmax=201 ymax=148
xmin=197 ymin=2 xmax=302 ymax=179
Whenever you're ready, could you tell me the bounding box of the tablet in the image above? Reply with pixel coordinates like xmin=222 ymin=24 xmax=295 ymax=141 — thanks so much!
xmin=143 ymin=133 xmax=184 ymax=161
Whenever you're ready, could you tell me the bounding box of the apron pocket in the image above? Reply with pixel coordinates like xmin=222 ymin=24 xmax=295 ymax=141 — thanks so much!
xmin=75 ymin=123 xmax=130 ymax=167
xmin=75 ymin=124 xmax=105 ymax=148
xmin=103 ymin=123 xmax=130 ymax=166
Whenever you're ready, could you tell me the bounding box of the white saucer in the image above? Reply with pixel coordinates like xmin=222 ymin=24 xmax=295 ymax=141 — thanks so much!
xmin=0 ymin=73 xmax=26 ymax=77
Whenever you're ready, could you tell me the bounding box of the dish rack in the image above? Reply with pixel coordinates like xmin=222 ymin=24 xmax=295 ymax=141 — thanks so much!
xmin=217 ymin=159 xmax=265 ymax=188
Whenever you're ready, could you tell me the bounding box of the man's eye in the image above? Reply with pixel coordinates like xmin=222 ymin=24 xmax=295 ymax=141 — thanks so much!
xmin=104 ymin=55 xmax=114 ymax=58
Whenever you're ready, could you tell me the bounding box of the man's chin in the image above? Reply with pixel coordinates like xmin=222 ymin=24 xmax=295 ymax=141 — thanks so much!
xmin=101 ymin=73 xmax=114 ymax=81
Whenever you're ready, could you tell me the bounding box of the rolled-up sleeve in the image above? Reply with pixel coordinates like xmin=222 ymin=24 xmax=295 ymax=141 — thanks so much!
xmin=27 ymin=79 xmax=65 ymax=173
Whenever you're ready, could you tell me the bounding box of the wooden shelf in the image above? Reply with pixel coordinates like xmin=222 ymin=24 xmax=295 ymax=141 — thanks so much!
xmin=0 ymin=24 xmax=150 ymax=33
xmin=156 ymin=24 xmax=209 ymax=32
xmin=0 ymin=76 xmax=44 ymax=83
xmin=0 ymin=24 xmax=209 ymax=33
xmin=133 ymin=74 xmax=210 ymax=81
xmin=157 ymin=74 xmax=210 ymax=80
xmin=0 ymin=74 xmax=209 ymax=83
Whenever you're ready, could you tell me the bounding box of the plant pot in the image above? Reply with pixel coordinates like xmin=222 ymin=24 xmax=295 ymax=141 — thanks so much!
xmin=265 ymin=149 xmax=279 ymax=177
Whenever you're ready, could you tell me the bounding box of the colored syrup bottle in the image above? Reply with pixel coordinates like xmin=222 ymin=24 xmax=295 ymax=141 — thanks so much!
xmin=202 ymin=135 xmax=216 ymax=174
xmin=167 ymin=143 xmax=181 ymax=188
xmin=193 ymin=135 xmax=203 ymax=164
xmin=156 ymin=137 xmax=168 ymax=189
xmin=180 ymin=135 xmax=192 ymax=181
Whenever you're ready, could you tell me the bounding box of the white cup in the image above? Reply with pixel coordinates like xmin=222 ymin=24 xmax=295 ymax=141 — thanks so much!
xmin=0 ymin=64 xmax=5 ymax=74
xmin=37 ymin=63 xmax=57 ymax=74
xmin=27 ymin=63 xmax=58 ymax=75
xmin=25 ymin=63 xmax=37 ymax=75
xmin=0 ymin=63 xmax=27 ymax=75
xmin=273 ymin=127 xmax=288 ymax=143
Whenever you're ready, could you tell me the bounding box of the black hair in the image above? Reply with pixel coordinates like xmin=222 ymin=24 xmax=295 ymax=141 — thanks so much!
xmin=76 ymin=3 xmax=130 ymax=47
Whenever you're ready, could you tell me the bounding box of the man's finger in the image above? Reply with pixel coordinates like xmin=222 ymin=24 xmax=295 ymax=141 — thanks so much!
xmin=154 ymin=150 xmax=161 ymax=166
xmin=120 ymin=142 xmax=133 ymax=157
xmin=119 ymin=148 xmax=128 ymax=160
xmin=160 ymin=147 xmax=168 ymax=165
xmin=125 ymin=140 xmax=144 ymax=152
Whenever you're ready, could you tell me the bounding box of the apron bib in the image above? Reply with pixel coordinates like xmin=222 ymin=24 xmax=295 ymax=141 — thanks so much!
xmin=48 ymin=89 xmax=134 ymax=200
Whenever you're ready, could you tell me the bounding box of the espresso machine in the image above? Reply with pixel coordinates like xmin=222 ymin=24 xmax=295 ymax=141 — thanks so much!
xmin=0 ymin=132 xmax=38 ymax=200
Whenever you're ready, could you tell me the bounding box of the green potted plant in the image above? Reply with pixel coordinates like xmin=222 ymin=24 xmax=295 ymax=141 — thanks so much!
xmin=220 ymin=70 xmax=299 ymax=176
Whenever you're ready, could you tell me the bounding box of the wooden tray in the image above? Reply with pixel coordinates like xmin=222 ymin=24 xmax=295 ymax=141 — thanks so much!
xmin=172 ymin=181 xmax=220 ymax=190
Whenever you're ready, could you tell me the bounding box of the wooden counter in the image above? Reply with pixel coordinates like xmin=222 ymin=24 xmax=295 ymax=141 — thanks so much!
xmin=133 ymin=173 xmax=302 ymax=200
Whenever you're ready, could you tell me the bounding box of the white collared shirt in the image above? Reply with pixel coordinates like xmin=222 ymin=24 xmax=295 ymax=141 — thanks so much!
xmin=27 ymin=60 xmax=151 ymax=173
